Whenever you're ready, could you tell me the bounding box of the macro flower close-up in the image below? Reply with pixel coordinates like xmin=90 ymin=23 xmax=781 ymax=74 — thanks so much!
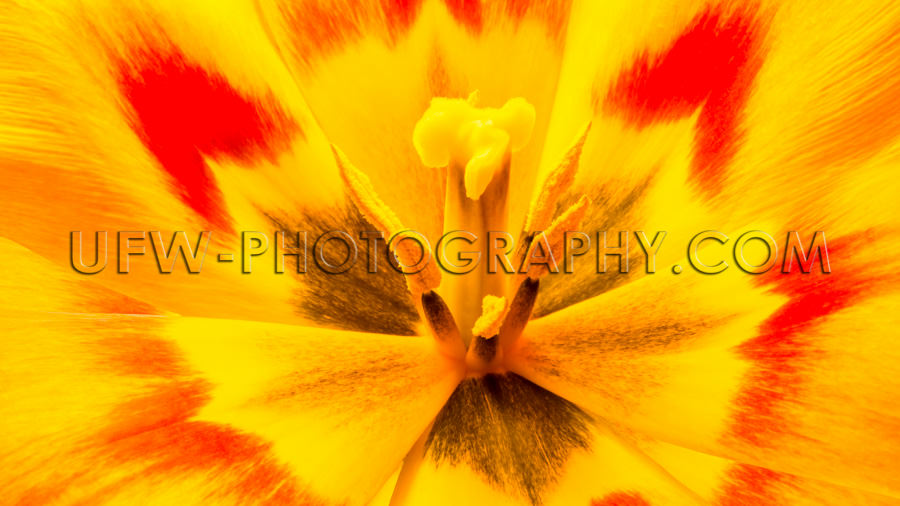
xmin=2 ymin=0 xmax=900 ymax=504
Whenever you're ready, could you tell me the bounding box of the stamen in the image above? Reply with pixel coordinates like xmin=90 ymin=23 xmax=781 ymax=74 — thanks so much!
xmin=332 ymin=145 xmax=442 ymax=295
xmin=466 ymin=295 xmax=509 ymax=373
xmin=421 ymin=290 xmax=466 ymax=360
xmin=523 ymin=122 xmax=591 ymax=233
xmin=498 ymin=277 xmax=540 ymax=354
xmin=521 ymin=195 xmax=590 ymax=280
xmin=471 ymin=295 xmax=509 ymax=338
xmin=515 ymin=123 xmax=590 ymax=269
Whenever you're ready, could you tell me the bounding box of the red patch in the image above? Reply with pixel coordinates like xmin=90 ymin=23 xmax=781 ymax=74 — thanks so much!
xmin=730 ymin=232 xmax=878 ymax=446
xmin=382 ymin=0 xmax=423 ymax=31
xmin=444 ymin=0 xmax=483 ymax=32
xmin=16 ymin=330 xmax=322 ymax=504
xmin=93 ymin=331 xmax=189 ymax=379
xmin=102 ymin=421 xmax=322 ymax=504
xmin=504 ymin=0 xmax=571 ymax=37
xmin=76 ymin=281 xmax=158 ymax=315
xmin=98 ymin=381 xmax=209 ymax=445
xmin=592 ymin=491 xmax=651 ymax=506
xmin=605 ymin=5 xmax=767 ymax=194
xmin=282 ymin=0 xmax=423 ymax=61
xmin=96 ymin=352 xmax=322 ymax=503
xmin=504 ymin=0 xmax=531 ymax=19
xmin=443 ymin=0 xmax=570 ymax=36
xmin=118 ymin=47 xmax=299 ymax=231
xmin=717 ymin=464 xmax=787 ymax=505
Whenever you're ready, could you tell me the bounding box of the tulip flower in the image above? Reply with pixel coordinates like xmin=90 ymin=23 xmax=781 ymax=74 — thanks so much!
xmin=1 ymin=1 xmax=899 ymax=505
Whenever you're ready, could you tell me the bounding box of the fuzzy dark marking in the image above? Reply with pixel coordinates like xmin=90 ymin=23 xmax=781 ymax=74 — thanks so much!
xmin=534 ymin=178 xmax=651 ymax=317
xmin=426 ymin=373 xmax=593 ymax=505
xmin=472 ymin=335 xmax=498 ymax=362
xmin=550 ymin=319 xmax=721 ymax=355
xmin=422 ymin=290 xmax=460 ymax=342
xmin=523 ymin=313 xmax=729 ymax=381
xmin=267 ymin=203 xmax=419 ymax=335
xmin=262 ymin=350 xmax=427 ymax=420
xmin=499 ymin=277 xmax=539 ymax=345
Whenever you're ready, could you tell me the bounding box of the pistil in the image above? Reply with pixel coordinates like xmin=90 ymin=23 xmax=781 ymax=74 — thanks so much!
xmin=441 ymin=158 xmax=509 ymax=344
xmin=414 ymin=92 xmax=535 ymax=344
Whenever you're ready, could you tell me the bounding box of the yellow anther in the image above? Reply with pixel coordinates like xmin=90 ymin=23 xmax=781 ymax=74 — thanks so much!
xmin=466 ymin=295 xmax=510 ymax=374
xmin=333 ymin=145 xmax=403 ymax=232
xmin=524 ymin=123 xmax=591 ymax=233
xmin=522 ymin=195 xmax=590 ymax=280
xmin=332 ymin=145 xmax=441 ymax=294
xmin=471 ymin=295 xmax=509 ymax=339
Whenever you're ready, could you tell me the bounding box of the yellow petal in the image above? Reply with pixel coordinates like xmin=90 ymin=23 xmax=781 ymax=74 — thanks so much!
xmin=639 ymin=439 xmax=900 ymax=505
xmin=511 ymin=236 xmax=900 ymax=498
xmin=0 ymin=312 xmax=463 ymax=505
xmin=0 ymin=238 xmax=158 ymax=316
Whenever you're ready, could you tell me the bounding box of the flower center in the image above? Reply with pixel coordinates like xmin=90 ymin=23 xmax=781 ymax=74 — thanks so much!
xmin=333 ymin=94 xmax=589 ymax=377
xmin=413 ymin=92 xmax=535 ymax=353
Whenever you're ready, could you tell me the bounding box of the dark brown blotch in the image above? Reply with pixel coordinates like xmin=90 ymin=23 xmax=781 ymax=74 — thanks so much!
xmin=426 ymin=373 xmax=593 ymax=505
xmin=268 ymin=203 xmax=419 ymax=335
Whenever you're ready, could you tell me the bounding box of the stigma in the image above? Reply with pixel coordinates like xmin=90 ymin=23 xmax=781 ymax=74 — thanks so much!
xmin=413 ymin=91 xmax=535 ymax=200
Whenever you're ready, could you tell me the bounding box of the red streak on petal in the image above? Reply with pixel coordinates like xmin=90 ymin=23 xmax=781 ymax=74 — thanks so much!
xmin=77 ymin=282 xmax=158 ymax=315
xmin=717 ymin=464 xmax=788 ymax=505
xmin=17 ymin=332 xmax=321 ymax=504
xmin=118 ymin=47 xmax=299 ymax=231
xmin=591 ymin=492 xmax=651 ymax=506
xmin=504 ymin=0 xmax=531 ymax=20
xmin=98 ymin=381 xmax=210 ymax=444
xmin=443 ymin=0 xmax=570 ymax=36
xmin=103 ymin=421 xmax=323 ymax=504
xmin=730 ymin=232 xmax=877 ymax=447
xmin=605 ymin=5 xmax=767 ymax=195
xmin=382 ymin=0 xmax=423 ymax=31
xmin=444 ymin=0 xmax=483 ymax=32
xmin=503 ymin=0 xmax=571 ymax=37
xmin=98 ymin=368 xmax=321 ymax=503
xmin=428 ymin=52 xmax=455 ymax=96
xmin=94 ymin=334 xmax=188 ymax=378
xmin=282 ymin=0 xmax=423 ymax=62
